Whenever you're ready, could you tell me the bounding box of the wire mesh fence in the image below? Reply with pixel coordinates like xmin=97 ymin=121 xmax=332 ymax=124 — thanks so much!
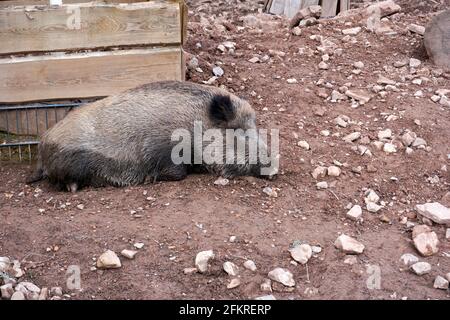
xmin=0 ymin=101 xmax=94 ymax=162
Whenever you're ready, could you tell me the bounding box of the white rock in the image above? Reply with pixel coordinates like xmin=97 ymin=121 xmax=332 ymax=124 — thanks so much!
xmin=297 ymin=140 xmax=310 ymax=150
xmin=10 ymin=291 xmax=26 ymax=300
xmin=412 ymin=137 xmax=427 ymax=147
xmin=223 ymin=261 xmax=239 ymax=276
xmin=255 ymin=294 xmax=276 ymax=300
xmin=400 ymin=253 xmax=419 ymax=266
xmin=289 ymin=244 xmax=312 ymax=264
xmin=416 ymin=202 xmax=450 ymax=225
xmin=342 ymin=27 xmax=361 ymax=35
xmin=214 ymin=177 xmax=229 ymax=186
xmin=0 ymin=257 xmax=10 ymax=272
xmin=311 ymin=166 xmax=327 ymax=179
xmin=268 ymin=268 xmax=295 ymax=287
xmin=334 ymin=234 xmax=365 ymax=254
xmin=401 ymin=131 xmax=417 ymax=147
xmin=343 ymin=132 xmax=361 ymax=143
xmin=433 ymin=276 xmax=449 ymax=290
xmin=344 ymin=255 xmax=358 ymax=265
xmin=318 ymin=61 xmax=329 ymax=70
xmin=383 ymin=143 xmax=397 ymax=153
xmin=409 ymin=58 xmax=421 ymax=68
xmin=134 ymin=242 xmax=145 ymax=249
xmin=439 ymin=95 xmax=450 ymax=107
xmin=227 ymin=278 xmax=241 ymax=289
xmin=38 ymin=288 xmax=48 ymax=301
xmin=292 ymin=26 xmax=302 ymax=36
xmin=243 ymin=260 xmax=257 ymax=272
xmin=50 ymin=287 xmax=63 ymax=297
xmin=96 ymin=250 xmax=121 ymax=269
xmin=354 ymin=61 xmax=364 ymax=69
xmin=260 ymin=278 xmax=272 ymax=292
xmin=446 ymin=228 xmax=450 ymax=240
xmin=366 ymin=202 xmax=383 ymax=213
xmin=213 ymin=66 xmax=224 ymax=77
xmin=195 ymin=250 xmax=215 ymax=273
xmin=287 ymin=78 xmax=298 ymax=84
xmin=410 ymin=262 xmax=431 ymax=275
xmin=20 ymin=282 xmax=40 ymax=294
xmin=120 ymin=249 xmax=138 ymax=259
xmin=412 ymin=226 xmax=439 ymax=256
xmin=334 ymin=116 xmax=348 ymax=127
xmin=365 ymin=189 xmax=380 ymax=204
xmin=316 ymin=181 xmax=328 ymax=190
xmin=408 ymin=24 xmax=425 ymax=35
xmin=346 ymin=205 xmax=362 ymax=220
xmin=327 ymin=166 xmax=341 ymax=177
xmin=262 ymin=187 xmax=278 ymax=198
xmin=378 ymin=129 xmax=392 ymax=140
xmin=0 ymin=283 xmax=14 ymax=299
xmin=345 ymin=90 xmax=371 ymax=104
xmin=183 ymin=267 xmax=198 ymax=275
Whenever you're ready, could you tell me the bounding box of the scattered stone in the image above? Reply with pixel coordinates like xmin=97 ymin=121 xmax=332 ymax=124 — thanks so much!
xmin=345 ymin=90 xmax=371 ymax=104
xmin=343 ymin=132 xmax=361 ymax=143
xmin=214 ymin=177 xmax=229 ymax=186
xmin=342 ymin=27 xmax=361 ymax=35
xmin=318 ymin=61 xmax=329 ymax=70
xmin=287 ymin=78 xmax=298 ymax=84
xmin=183 ymin=267 xmax=198 ymax=275
xmin=446 ymin=228 xmax=450 ymax=240
xmin=433 ymin=275 xmax=449 ymax=290
xmin=311 ymin=166 xmax=327 ymax=179
xmin=227 ymin=278 xmax=241 ymax=289
xmin=327 ymin=166 xmax=341 ymax=177
xmin=263 ymin=187 xmax=278 ymax=198
xmin=383 ymin=143 xmax=397 ymax=153
xmin=243 ymin=260 xmax=257 ymax=272
xmin=334 ymin=234 xmax=365 ymax=254
xmin=416 ymin=202 xmax=450 ymax=225
xmin=38 ymin=287 xmax=48 ymax=300
xmin=401 ymin=131 xmax=417 ymax=147
xmin=297 ymin=140 xmax=310 ymax=150
xmin=354 ymin=61 xmax=364 ymax=69
xmin=378 ymin=129 xmax=392 ymax=140
xmin=248 ymin=56 xmax=260 ymax=64
xmin=346 ymin=205 xmax=362 ymax=221
xmin=365 ymin=189 xmax=380 ymax=204
xmin=412 ymin=137 xmax=427 ymax=147
xmin=260 ymin=278 xmax=272 ymax=292
xmin=195 ymin=250 xmax=215 ymax=273
xmin=365 ymin=0 xmax=401 ymax=18
xmin=134 ymin=243 xmax=145 ymax=249
xmin=409 ymin=58 xmax=421 ymax=68
xmin=344 ymin=255 xmax=358 ymax=265
xmin=50 ymin=287 xmax=63 ymax=297
xmin=410 ymin=262 xmax=431 ymax=275
xmin=212 ymin=66 xmax=224 ymax=77
xmin=268 ymin=268 xmax=295 ymax=287
xmin=96 ymin=250 xmax=122 ymax=269
xmin=20 ymin=282 xmax=40 ymax=294
xmin=120 ymin=249 xmax=138 ymax=260
xmin=76 ymin=204 xmax=84 ymax=210
xmin=292 ymin=26 xmax=302 ymax=36
xmin=0 ymin=283 xmax=14 ymax=299
xmin=223 ymin=261 xmax=239 ymax=276
xmin=400 ymin=253 xmax=419 ymax=266
xmin=255 ymin=294 xmax=276 ymax=300
xmin=334 ymin=116 xmax=348 ymax=127
xmin=408 ymin=24 xmax=425 ymax=35
xmin=412 ymin=225 xmax=439 ymax=256
xmin=367 ymin=202 xmax=383 ymax=213
xmin=316 ymin=181 xmax=328 ymax=190
xmin=10 ymin=291 xmax=26 ymax=300
xmin=289 ymin=244 xmax=312 ymax=264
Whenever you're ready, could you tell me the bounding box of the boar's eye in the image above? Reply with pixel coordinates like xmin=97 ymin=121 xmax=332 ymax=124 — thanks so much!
xmin=209 ymin=94 xmax=236 ymax=125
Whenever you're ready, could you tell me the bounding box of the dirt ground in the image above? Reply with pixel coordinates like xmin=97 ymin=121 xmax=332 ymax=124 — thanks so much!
xmin=1 ymin=0 xmax=450 ymax=300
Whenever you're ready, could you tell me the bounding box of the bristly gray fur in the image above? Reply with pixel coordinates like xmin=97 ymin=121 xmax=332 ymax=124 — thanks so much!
xmin=28 ymin=81 xmax=270 ymax=191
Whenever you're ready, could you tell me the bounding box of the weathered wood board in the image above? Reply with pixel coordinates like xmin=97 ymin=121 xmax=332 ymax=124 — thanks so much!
xmin=266 ymin=0 xmax=349 ymax=18
xmin=321 ymin=0 xmax=337 ymax=17
xmin=0 ymin=47 xmax=183 ymax=104
xmin=0 ymin=1 xmax=184 ymax=55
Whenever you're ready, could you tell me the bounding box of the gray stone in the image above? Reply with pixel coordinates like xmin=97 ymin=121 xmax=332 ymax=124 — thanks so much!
xmin=289 ymin=244 xmax=312 ymax=264
xmin=416 ymin=202 xmax=450 ymax=225
xmin=243 ymin=260 xmax=257 ymax=272
xmin=410 ymin=262 xmax=431 ymax=275
xmin=195 ymin=250 xmax=215 ymax=273
xmin=96 ymin=250 xmax=121 ymax=269
xmin=399 ymin=253 xmax=419 ymax=266
xmin=334 ymin=234 xmax=365 ymax=254
xmin=223 ymin=261 xmax=239 ymax=276
xmin=433 ymin=275 xmax=449 ymax=289
xmin=10 ymin=291 xmax=26 ymax=300
xmin=0 ymin=283 xmax=14 ymax=299
xmin=346 ymin=205 xmax=362 ymax=220
xmin=268 ymin=268 xmax=295 ymax=287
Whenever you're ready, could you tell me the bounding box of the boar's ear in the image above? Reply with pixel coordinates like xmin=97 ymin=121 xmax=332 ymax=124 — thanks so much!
xmin=209 ymin=94 xmax=236 ymax=125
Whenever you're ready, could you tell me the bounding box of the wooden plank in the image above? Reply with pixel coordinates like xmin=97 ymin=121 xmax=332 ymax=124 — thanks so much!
xmin=0 ymin=0 xmax=149 ymax=7
xmin=339 ymin=0 xmax=349 ymax=13
xmin=0 ymin=47 xmax=183 ymax=103
xmin=283 ymin=0 xmax=302 ymax=18
xmin=268 ymin=0 xmax=285 ymax=15
xmin=0 ymin=1 xmax=183 ymax=55
xmin=321 ymin=0 xmax=338 ymax=17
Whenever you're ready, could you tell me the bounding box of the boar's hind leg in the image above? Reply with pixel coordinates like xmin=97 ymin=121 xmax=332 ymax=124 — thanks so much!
xmin=155 ymin=164 xmax=188 ymax=182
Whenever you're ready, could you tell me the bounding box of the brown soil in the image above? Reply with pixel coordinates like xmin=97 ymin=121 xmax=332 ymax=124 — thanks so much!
xmin=1 ymin=0 xmax=449 ymax=300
